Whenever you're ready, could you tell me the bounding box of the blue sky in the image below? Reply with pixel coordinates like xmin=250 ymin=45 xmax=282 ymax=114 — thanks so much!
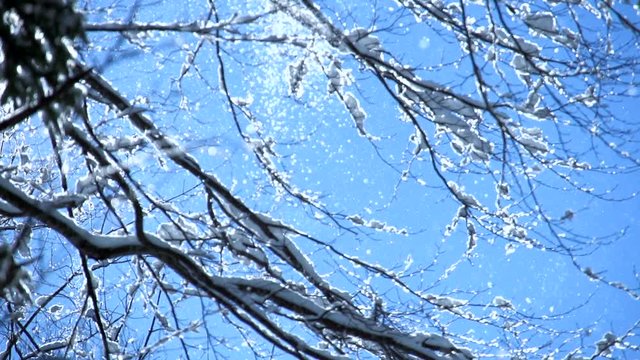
xmin=2 ymin=0 xmax=638 ymax=359
xmin=80 ymin=0 xmax=639 ymax=357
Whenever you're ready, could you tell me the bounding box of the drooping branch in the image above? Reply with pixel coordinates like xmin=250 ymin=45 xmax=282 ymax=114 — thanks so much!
xmin=0 ymin=174 xmax=474 ymax=359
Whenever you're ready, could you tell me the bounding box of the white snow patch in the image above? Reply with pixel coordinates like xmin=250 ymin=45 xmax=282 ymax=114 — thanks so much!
xmin=447 ymin=181 xmax=482 ymax=209
xmin=492 ymin=296 xmax=513 ymax=308
xmin=524 ymin=12 xmax=557 ymax=34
